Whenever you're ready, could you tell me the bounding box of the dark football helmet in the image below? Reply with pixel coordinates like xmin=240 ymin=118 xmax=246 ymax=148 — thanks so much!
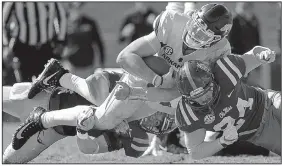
xmin=175 ymin=60 xmax=220 ymax=111
xmin=183 ymin=3 xmax=233 ymax=49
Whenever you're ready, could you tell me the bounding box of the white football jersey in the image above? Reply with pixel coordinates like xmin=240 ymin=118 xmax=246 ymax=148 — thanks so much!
xmin=153 ymin=10 xmax=231 ymax=71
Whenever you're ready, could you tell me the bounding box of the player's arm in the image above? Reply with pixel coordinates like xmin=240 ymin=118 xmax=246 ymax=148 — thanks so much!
xmin=117 ymin=11 xmax=173 ymax=86
xmin=241 ymin=46 xmax=276 ymax=76
xmin=143 ymin=86 xmax=181 ymax=102
xmin=115 ymin=81 xmax=181 ymax=102
xmin=116 ymin=32 xmax=160 ymax=83
xmin=183 ymin=129 xmax=225 ymax=160
xmin=166 ymin=2 xmax=185 ymax=13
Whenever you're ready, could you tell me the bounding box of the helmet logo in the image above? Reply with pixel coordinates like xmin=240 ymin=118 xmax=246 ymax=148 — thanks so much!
xmin=197 ymin=63 xmax=211 ymax=73
xmin=190 ymin=87 xmax=204 ymax=97
xmin=164 ymin=46 xmax=173 ymax=55
xmin=204 ymin=113 xmax=215 ymax=124
xmin=220 ymin=24 xmax=232 ymax=33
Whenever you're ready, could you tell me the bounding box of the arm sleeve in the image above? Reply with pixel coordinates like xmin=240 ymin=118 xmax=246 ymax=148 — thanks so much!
xmin=175 ymin=98 xmax=203 ymax=132
xmin=3 ymin=2 xmax=15 ymax=46
xmin=153 ymin=10 xmax=174 ymax=44
xmin=165 ymin=2 xmax=185 ymax=13
xmin=54 ymin=2 xmax=67 ymax=41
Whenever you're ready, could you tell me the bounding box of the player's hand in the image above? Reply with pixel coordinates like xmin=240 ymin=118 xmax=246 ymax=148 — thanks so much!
xmin=114 ymin=81 xmax=131 ymax=100
xmin=219 ymin=125 xmax=238 ymax=146
xmin=77 ymin=106 xmax=96 ymax=131
xmin=142 ymin=135 xmax=165 ymax=157
xmin=160 ymin=67 xmax=175 ymax=88
xmin=253 ymin=46 xmax=276 ymax=64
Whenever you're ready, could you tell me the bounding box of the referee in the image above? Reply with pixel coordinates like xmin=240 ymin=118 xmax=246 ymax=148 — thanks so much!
xmin=3 ymin=2 xmax=67 ymax=82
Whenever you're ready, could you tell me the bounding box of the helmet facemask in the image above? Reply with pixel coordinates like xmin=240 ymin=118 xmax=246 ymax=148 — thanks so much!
xmin=183 ymin=79 xmax=220 ymax=111
xmin=183 ymin=11 xmax=222 ymax=49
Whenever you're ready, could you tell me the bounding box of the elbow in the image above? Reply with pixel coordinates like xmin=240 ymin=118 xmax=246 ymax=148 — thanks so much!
xmin=116 ymin=49 xmax=127 ymax=65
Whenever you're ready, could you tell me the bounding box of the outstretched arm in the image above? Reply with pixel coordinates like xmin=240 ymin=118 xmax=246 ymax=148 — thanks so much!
xmin=242 ymin=46 xmax=276 ymax=76
xmin=115 ymin=81 xmax=181 ymax=102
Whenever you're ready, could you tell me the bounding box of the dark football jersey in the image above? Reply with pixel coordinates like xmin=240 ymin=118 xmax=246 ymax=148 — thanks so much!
xmin=176 ymin=54 xmax=266 ymax=140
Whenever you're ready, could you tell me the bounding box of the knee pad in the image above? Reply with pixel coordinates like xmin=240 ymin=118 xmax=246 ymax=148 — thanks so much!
xmin=77 ymin=136 xmax=100 ymax=154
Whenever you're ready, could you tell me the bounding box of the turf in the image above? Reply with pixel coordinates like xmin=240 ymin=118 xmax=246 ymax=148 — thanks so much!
xmin=3 ymin=123 xmax=280 ymax=163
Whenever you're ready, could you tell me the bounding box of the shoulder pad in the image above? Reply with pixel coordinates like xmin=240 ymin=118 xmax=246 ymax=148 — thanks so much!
xmin=213 ymin=54 xmax=246 ymax=92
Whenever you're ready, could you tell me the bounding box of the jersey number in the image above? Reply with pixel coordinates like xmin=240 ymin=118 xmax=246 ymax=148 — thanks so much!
xmin=213 ymin=98 xmax=253 ymax=131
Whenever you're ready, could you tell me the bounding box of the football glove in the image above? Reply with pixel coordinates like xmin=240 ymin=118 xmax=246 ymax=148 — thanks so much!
xmin=253 ymin=46 xmax=276 ymax=64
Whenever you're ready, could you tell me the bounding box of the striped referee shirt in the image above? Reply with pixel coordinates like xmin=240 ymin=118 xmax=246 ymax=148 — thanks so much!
xmin=3 ymin=2 xmax=67 ymax=46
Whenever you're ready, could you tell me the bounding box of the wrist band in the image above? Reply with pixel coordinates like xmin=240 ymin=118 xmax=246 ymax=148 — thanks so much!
xmin=152 ymin=75 xmax=163 ymax=87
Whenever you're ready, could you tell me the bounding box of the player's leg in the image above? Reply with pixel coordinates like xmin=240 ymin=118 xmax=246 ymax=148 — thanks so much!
xmin=3 ymin=126 xmax=66 ymax=163
xmin=92 ymin=76 xmax=146 ymax=130
xmin=27 ymin=58 xmax=117 ymax=106
xmin=248 ymin=90 xmax=281 ymax=155
xmin=3 ymin=83 xmax=50 ymax=121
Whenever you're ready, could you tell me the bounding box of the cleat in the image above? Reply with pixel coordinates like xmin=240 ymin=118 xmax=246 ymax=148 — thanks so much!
xmin=12 ymin=107 xmax=46 ymax=150
xmin=28 ymin=58 xmax=68 ymax=99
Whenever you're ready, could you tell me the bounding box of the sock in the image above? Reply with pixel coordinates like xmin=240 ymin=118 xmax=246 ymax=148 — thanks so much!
xmin=41 ymin=107 xmax=84 ymax=128
xmin=59 ymin=73 xmax=95 ymax=104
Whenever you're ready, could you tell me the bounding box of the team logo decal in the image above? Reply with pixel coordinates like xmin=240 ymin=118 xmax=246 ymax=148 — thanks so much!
xmin=220 ymin=24 xmax=232 ymax=33
xmin=164 ymin=46 xmax=173 ymax=55
xmin=204 ymin=113 xmax=215 ymax=124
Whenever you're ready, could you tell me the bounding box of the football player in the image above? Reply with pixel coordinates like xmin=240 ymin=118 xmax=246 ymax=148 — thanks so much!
xmin=3 ymin=70 xmax=177 ymax=163
xmin=113 ymin=45 xmax=280 ymax=158
xmin=174 ymin=56 xmax=280 ymax=159
xmin=118 ymin=53 xmax=280 ymax=159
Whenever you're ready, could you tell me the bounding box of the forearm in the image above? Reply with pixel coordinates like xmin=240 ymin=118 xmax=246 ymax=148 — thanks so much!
xmin=189 ymin=139 xmax=224 ymax=160
xmin=117 ymin=52 xmax=158 ymax=83
xmin=242 ymin=46 xmax=268 ymax=75
xmin=117 ymin=32 xmax=160 ymax=84
xmin=130 ymin=86 xmax=180 ymax=102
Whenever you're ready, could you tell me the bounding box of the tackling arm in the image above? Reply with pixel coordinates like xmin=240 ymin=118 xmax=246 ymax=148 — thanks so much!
xmin=115 ymin=81 xmax=181 ymax=102
xmin=242 ymin=46 xmax=276 ymax=76
xmin=183 ymin=129 xmax=225 ymax=160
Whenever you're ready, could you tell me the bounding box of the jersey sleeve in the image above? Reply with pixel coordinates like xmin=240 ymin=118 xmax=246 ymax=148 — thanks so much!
xmin=153 ymin=10 xmax=174 ymax=44
xmin=122 ymin=121 xmax=149 ymax=158
xmin=175 ymin=98 xmax=203 ymax=132
xmin=213 ymin=54 xmax=246 ymax=92
xmin=165 ymin=2 xmax=185 ymax=13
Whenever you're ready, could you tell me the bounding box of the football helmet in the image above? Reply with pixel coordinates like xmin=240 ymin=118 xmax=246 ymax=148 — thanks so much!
xmin=183 ymin=3 xmax=233 ymax=49
xmin=138 ymin=111 xmax=177 ymax=135
xmin=175 ymin=60 xmax=220 ymax=111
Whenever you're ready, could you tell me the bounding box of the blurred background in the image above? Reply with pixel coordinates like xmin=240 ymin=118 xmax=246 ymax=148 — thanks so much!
xmin=3 ymin=2 xmax=281 ymax=89
xmin=2 ymin=1 xmax=281 ymax=157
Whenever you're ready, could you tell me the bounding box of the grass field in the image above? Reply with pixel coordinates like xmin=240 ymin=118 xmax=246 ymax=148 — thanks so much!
xmin=2 ymin=123 xmax=280 ymax=163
